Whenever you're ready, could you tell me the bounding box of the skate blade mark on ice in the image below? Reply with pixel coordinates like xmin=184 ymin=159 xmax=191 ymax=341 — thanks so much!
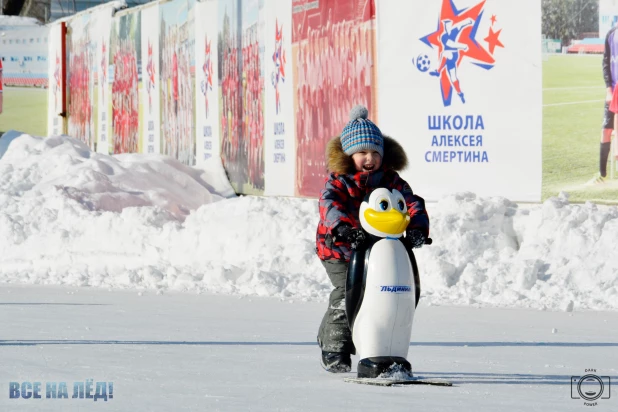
xmin=344 ymin=377 xmax=453 ymax=387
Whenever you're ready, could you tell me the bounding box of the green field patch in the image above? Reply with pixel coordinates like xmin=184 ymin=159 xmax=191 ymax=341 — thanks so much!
xmin=0 ymin=87 xmax=48 ymax=137
xmin=542 ymin=54 xmax=618 ymax=203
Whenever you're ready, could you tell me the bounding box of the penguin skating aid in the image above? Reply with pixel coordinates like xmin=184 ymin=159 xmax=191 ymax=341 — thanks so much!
xmin=343 ymin=188 xmax=452 ymax=387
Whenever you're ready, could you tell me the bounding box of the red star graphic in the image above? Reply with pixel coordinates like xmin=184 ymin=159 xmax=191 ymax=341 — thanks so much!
xmin=420 ymin=0 xmax=503 ymax=106
xmin=490 ymin=14 xmax=497 ymax=25
xmin=421 ymin=0 xmax=495 ymax=69
xmin=484 ymin=26 xmax=504 ymax=54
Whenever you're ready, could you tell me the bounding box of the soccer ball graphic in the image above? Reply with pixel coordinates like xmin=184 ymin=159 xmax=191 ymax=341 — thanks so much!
xmin=416 ymin=54 xmax=431 ymax=72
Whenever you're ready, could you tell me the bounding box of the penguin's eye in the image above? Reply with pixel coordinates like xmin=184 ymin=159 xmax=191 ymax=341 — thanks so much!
xmin=398 ymin=200 xmax=405 ymax=211
xmin=379 ymin=199 xmax=389 ymax=211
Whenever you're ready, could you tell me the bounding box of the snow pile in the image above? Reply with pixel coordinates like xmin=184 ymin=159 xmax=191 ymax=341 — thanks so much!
xmin=0 ymin=16 xmax=42 ymax=29
xmin=0 ymin=133 xmax=234 ymax=219
xmin=422 ymin=192 xmax=618 ymax=311
xmin=1 ymin=133 xmax=617 ymax=312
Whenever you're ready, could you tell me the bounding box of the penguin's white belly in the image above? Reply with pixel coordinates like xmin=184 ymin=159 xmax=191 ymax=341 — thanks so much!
xmin=352 ymin=239 xmax=416 ymax=359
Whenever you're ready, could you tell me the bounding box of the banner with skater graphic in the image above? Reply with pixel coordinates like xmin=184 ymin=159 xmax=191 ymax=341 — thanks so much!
xmin=292 ymin=0 xmax=377 ymax=198
xmin=67 ymin=14 xmax=96 ymax=149
xmin=48 ymin=23 xmax=65 ymax=136
xmin=160 ymin=0 xmax=196 ymax=166
xmin=377 ymin=0 xmax=542 ymax=202
xmin=195 ymin=0 xmax=220 ymax=166
xmin=109 ymin=10 xmax=142 ymax=155
xmin=96 ymin=8 xmax=113 ymax=154
xmin=264 ymin=0 xmax=295 ymax=196
xmin=141 ymin=4 xmax=161 ymax=155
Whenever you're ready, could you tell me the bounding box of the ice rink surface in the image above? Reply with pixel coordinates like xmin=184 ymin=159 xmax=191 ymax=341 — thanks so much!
xmin=1 ymin=284 xmax=616 ymax=412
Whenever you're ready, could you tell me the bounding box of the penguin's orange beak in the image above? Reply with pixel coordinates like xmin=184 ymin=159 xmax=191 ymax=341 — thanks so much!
xmin=363 ymin=208 xmax=409 ymax=236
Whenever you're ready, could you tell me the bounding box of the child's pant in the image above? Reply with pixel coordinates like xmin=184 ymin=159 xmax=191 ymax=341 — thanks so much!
xmin=317 ymin=260 xmax=355 ymax=354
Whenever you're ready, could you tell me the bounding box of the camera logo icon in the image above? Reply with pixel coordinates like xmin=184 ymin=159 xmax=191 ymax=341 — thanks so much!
xmin=571 ymin=375 xmax=611 ymax=401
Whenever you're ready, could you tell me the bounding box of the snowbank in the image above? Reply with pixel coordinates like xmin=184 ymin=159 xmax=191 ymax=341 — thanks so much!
xmin=0 ymin=133 xmax=616 ymax=312
xmin=0 ymin=16 xmax=42 ymax=28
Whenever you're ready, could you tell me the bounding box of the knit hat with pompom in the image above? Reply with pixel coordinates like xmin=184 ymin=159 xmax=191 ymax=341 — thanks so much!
xmin=340 ymin=105 xmax=384 ymax=157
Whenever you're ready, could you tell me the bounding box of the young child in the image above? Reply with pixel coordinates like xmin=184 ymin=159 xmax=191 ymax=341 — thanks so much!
xmin=315 ymin=105 xmax=430 ymax=373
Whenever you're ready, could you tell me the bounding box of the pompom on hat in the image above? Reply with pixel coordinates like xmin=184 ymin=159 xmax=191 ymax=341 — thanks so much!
xmin=340 ymin=105 xmax=384 ymax=157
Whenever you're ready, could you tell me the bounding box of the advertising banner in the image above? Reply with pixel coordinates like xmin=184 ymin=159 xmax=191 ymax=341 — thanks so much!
xmin=195 ymin=0 xmax=220 ymax=165
xmin=141 ymin=4 xmax=161 ymax=155
xmin=160 ymin=0 xmax=197 ymax=165
xmin=67 ymin=14 xmax=96 ymax=148
xmin=110 ymin=10 xmax=142 ymax=154
xmin=264 ymin=0 xmax=295 ymax=196
xmin=218 ymin=0 xmax=243 ymax=189
xmin=377 ymin=0 xmax=542 ymax=201
xmin=239 ymin=0 xmax=266 ymax=193
xmin=218 ymin=0 xmax=266 ymax=194
xmin=96 ymin=8 xmax=113 ymax=153
xmin=292 ymin=0 xmax=377 ymax=197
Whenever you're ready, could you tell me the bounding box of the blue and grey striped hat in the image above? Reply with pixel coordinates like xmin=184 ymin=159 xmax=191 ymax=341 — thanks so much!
xmin=340 ymin=105 xmax=384 ymax=157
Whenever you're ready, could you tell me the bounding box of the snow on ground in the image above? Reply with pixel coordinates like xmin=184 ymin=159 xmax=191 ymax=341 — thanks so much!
xmin=0 ymin=132 xmax=617 ymax=312
xmin=0 ymin=285 xmax=616 ymax=412
xmin=0 ymin=16 xmax=42 ymax=28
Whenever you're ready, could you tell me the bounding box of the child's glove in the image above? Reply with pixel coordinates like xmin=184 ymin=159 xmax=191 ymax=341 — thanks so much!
xmin=405 ymin=228 xmax=426 ymax=249
xmin=335 ymin=224 xmax=367 ymax=250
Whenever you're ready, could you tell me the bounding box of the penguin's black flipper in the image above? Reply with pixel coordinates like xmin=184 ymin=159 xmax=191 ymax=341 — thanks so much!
xmin=345 ymin=241 xmax=373 ymax=332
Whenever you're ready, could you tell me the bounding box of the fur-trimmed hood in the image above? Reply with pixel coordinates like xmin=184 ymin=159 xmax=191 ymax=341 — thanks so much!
xmin=325 ymin=135 xmax=408 ymax=175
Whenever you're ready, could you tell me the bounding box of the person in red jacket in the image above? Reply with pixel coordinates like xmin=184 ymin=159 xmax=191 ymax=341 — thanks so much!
xmin=315 ymin=105 xmax=430 ymax=373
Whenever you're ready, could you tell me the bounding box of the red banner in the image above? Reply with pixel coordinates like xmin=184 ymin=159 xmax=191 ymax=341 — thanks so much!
xmin=292 ymin=0 xmax=377 ymax=197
